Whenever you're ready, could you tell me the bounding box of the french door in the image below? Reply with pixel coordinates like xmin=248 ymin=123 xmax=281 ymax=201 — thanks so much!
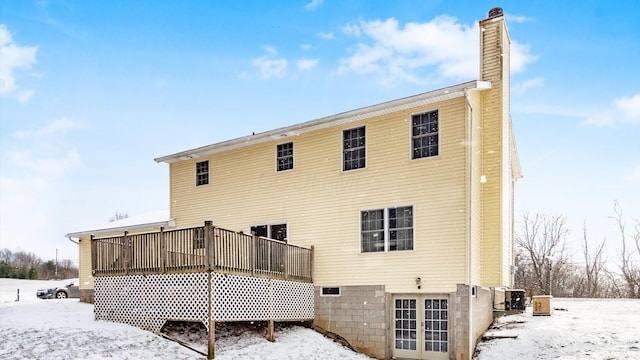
xmin=393 ymin=295 xmax=449 ymax=360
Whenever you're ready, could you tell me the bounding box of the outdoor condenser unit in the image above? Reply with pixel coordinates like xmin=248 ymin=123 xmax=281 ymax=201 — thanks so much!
xmin=505 ymin=289 xmax=526 ymax=312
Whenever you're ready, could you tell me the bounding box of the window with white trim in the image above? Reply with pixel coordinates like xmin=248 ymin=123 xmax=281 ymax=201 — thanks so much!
xmin=412 ymin=110 xmax=439 ymax=159
xmin=343 ymin=126 xmax=366 ymax=171
xmin=277 ymin=142 xmax=293 ymax=171
xmin=196 ymin=160 xmax=209 ymax=186
xmin=361 ymin=206 xmax=413 ymax=253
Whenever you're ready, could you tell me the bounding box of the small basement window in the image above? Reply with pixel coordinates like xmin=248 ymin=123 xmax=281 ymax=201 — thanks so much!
xmin=321 ymin=287 xmax=341 ymax=296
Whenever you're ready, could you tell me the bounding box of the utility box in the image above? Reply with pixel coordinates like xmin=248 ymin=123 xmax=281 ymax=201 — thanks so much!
xmin=532 ymin=295 xmax=553 ymax=316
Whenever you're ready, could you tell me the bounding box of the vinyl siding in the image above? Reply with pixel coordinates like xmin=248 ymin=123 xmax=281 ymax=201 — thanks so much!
xmin=479 ymin=17 xmax=512 ymax=287
xmin=78 ymin=235 xmax=93 ymax=290
xmin=169 ymin=97 xmax=470 ymax=293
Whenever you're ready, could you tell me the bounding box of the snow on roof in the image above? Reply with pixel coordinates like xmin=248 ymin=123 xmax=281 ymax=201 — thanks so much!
xmin=66 ymin=209 xmax=175 ymax=238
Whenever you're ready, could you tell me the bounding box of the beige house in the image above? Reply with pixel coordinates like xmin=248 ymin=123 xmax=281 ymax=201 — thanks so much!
xmin=68 ymin=8 xmax=521 ymax=360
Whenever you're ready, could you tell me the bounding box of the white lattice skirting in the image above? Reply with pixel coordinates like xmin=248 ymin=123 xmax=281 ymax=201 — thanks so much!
xmin=95 ymin=272 xmax=314 ymax=333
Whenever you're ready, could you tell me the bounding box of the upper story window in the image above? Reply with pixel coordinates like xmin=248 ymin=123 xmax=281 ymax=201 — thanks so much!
xmin=277 ymin=142 xmax=294 ymax=172
xmin=343 ymin=126 xmax=366 ymax=171
xmin=196 ymin=160 xmax=209 ymax=186
xmin=361 ymin=206 xmax=414 ymax=253
xmin=412 ymin=110 xmax=439 ymax=159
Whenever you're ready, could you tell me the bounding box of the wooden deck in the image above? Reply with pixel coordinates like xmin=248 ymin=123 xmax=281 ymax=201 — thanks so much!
xmin=91 ymin=221 xmax=313 ymax=282
xmin=91 ymin=221 xmax=315 ymax=358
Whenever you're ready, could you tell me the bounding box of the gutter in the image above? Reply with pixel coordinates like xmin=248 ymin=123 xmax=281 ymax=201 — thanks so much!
xmin=66 ymin=219 xmax=176 ymax=239
xmin=155 ymin=80 xmax=491 ymax=164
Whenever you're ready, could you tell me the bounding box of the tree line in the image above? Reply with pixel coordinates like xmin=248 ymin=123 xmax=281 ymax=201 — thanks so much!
xmin=515 ymin=202 xmax=640 ymax=298
xmin=0 ymin=249 xmax=78 ymax=280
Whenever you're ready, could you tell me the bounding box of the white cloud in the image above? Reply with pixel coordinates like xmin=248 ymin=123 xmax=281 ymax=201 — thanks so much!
xmin=16 ymin=89 xmax=34 ymax=104
xmin=305 ymin=0 xmax=324 ymax=11
xmin=13 ymin=117 xmax=83 ymax=139
xmin=624 ymin=164 xmax=640 ymax=182
xmin=253 ymin=57 xmax=287 ymax=79
xmin=337 ymin=15 xmax=538 ymax=85
xmin=506 ymin=14 xmax=534 ymax=23
xmin=7 ymin=147 xmax=81 ymax=178
xmin=341 ymin=23 xmax=361 ymax=37
xmin=297 ymin=58 xmax=319 ymax=71
xmin=252 ymin=46 xmax=288 ymax=79
xmin=338 ymin=16 xmax=478 ymax=81
xmin=0 ymin=24 xmax=38 ymax=96
xmin=317 ymin=32 xmax=335 ymax=40
xmin=511 ymin=41 xmax=539 ymax=74
xmin=4 ymin=118 xmax=83 ymax=181
xmin=615 ymin=94 xmax=640 ymax=121
xmin=513 ymin=77 xmax=544 ymax=94
xmin=300 ymin=44 xmax=312 ymax=50
xmin=262 ymin=45 xmax=278 ymax=55
xmin=584 ymin=93 xmax=640 ymax=126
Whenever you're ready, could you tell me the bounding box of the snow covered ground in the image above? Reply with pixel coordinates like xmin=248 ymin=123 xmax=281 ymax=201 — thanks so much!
xmin=475 ymin=298 xmax=640 ymax=360
xmin=2 ymin=279 xmax=639 ymax=359
xmin=0 ymin=278 xmax=369 ymax=359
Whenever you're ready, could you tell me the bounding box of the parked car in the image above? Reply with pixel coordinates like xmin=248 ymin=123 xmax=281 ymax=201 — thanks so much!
xmin=36 ymin=280 xmax=80 ymax=299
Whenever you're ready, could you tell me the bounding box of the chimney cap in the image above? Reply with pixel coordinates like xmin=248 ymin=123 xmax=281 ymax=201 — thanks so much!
xmin=488 ymin=7 xmax=504 ymax=19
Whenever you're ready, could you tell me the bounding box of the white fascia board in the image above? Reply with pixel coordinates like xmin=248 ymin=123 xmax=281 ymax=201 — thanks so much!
xmin=66 ymin=219 xmax=176 ymax=238
xmin=155 ymin=80 xmax=491 ymax=164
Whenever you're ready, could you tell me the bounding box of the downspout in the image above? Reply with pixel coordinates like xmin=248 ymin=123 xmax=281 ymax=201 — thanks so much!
xmin=67 ymin=236 xmax=79 ymax=245
xmin=464 ymin=89 xmax=474 ymax=359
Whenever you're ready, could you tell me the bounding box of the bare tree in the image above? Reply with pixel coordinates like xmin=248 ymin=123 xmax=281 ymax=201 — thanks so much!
xmin=108 ymin=211 xmax=129 ymax=222
xmin=515 ymin=213 xmax=571 ymax=296
xmin=580 ymin=221 xmax=607 ymax=297
xmin=613 ymin=201 xmax=640 ymax=298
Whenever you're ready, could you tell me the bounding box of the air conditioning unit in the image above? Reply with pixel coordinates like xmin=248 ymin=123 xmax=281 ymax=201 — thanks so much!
xmin=505 ymin=289 xmax=526 ymax=312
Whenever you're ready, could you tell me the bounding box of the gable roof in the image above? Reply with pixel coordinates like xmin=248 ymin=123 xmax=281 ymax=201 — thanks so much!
xmin=154 ymin=80 xmax=491 ymax=164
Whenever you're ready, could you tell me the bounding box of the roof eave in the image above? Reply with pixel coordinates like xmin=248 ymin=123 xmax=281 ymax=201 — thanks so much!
xmin=155 ymin=80 xmax=492 ymax=164
xmin=66 ymin=219 xmax=176 ymax=238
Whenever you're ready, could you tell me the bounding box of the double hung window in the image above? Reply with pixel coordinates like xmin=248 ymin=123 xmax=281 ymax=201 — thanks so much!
xmin=196 ymin=160 xmax=209 ymax=186
xmin=361 ymin=206 xmax=413 ymax=253
xmin=343 ymin=126 xmax=366 ymax=171
xmin=412 ymin=110 xmax=439 ymax=159
xmin=277 ymin=142 xmax=294 ymax=171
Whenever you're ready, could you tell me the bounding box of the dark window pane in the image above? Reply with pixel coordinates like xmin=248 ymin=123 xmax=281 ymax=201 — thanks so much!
xmin=411 ymin=110 xmax=439 ymax=159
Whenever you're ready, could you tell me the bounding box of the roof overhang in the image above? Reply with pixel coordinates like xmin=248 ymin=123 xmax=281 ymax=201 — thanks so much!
xmin=66 ymin=210 xmax=175 ymax=238
xmin=155 ymin=80 xmax=492 ymax=164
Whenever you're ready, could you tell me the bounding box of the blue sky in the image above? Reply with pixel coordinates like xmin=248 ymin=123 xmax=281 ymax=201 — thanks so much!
xmin=1 ymin=0 xmax=638 ymax=266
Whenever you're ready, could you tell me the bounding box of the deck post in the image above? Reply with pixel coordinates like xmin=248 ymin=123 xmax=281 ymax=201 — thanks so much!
xmin=283 ymin=245 xmax=289 ymax=280
xmin=204 ymin=221 xmax=214 ymax=270
xmin=310 ymin=245 xmax=315 ymax=282
xmin=267 ymin=320 xmax=275 ymax=342
xmin=90 ymin=235 xmax=96 ymax=274
xmin=123 ymin=231 xmax=130 ymax=275
xmin=159 ymin=227 xmax=166 ymax=273
xmin=251 ymin=235 xmax=256 ymax=276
